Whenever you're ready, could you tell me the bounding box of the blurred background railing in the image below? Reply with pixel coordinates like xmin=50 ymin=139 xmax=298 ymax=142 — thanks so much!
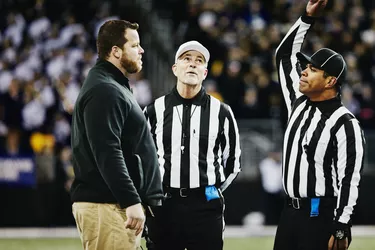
xmin=238 ymin=119 xmax=375 ymax=179
xmin=237 ymin=119 xmax=284 ymax=180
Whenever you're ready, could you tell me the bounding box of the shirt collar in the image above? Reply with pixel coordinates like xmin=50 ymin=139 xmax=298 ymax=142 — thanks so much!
xmin=96 ymin=59 xmax=131 ymax=90
xmin=171 ymin=86 xmax=207 ymax=106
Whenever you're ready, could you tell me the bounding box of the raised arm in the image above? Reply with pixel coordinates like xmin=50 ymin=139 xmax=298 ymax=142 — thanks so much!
xmin=275 ymin=0 xmax=327 ymax=118
xmin=275 ymin=15 xmax=314 ymax=117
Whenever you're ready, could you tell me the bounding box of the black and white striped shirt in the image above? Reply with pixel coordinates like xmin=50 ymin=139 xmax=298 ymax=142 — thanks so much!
xmin=144 ymin=87 xmax=241 ymax=191
xmin=275 ymin=15 xmax=365 ymax=224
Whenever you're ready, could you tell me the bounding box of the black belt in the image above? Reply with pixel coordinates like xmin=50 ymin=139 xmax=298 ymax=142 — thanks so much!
xmin=164 ymin=186 xmax=206 ymax=198
xmin=286 ymin=197 xmax=336 ymax=210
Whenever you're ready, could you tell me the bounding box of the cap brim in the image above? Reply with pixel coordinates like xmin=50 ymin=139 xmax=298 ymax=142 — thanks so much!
xmin=296 ymin=52 xmax=321 ymax=70
xmin=175 ymin=44 xmax=210 ymax=63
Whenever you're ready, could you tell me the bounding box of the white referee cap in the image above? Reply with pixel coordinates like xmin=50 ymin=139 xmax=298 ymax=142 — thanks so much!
xmin=175 ymin=41 xmax=210 ymax=64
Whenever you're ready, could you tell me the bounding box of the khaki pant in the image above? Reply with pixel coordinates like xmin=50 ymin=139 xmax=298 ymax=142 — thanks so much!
xmin=72 ymin=202 xmax=141 ymax=250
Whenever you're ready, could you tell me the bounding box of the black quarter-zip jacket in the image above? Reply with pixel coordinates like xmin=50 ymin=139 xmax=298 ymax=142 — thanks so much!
xmin=70 ymin=59 xmax=163 ymax=208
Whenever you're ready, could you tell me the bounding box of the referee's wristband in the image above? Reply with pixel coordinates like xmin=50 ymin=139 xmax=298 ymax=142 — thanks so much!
xmin=331 ymin=221 xmax=350 ymax=239
xmin=301 ymin=11 xmax=319 ymax=24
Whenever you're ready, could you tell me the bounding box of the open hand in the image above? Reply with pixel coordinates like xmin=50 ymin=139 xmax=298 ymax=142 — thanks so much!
xmin=306 ymin=0 xmax=328 ymax=17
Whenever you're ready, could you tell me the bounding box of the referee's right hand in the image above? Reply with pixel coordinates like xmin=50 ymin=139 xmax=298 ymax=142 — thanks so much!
xmin=328 ymin=235 xmax=348 ymax=250
xmin=125 ymin=203 xmax=145 ymax=236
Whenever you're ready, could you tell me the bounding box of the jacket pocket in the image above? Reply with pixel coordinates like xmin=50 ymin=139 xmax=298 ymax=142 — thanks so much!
xmin=134 ymin=154 xmax=144 ymax=191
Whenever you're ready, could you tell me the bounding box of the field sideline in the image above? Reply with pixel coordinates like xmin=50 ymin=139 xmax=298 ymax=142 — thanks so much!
xmin=0 ymin=226 xmax=374 ymax=250
xmin=0 ymin=237 xmax=375 ymax=250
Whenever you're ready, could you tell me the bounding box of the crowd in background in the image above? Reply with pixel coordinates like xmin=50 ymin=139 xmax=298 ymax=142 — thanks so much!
xmin=0 ymin=0 xmax=374 ymax=226
xmin=156 ymin=0 xmax=375 ymax=127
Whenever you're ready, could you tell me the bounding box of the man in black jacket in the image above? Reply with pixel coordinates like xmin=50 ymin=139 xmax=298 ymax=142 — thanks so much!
xmin=70 ymin=20 xmax=163 ymax=250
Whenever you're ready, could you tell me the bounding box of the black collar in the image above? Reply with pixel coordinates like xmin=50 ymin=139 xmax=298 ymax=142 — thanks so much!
xmin=96 ymin=59 xmax=131 ymax=90
xmin=307 ymin=95 xmax=342 ymax=113
xmin=171 ymin=86 xmax=208 ymax=106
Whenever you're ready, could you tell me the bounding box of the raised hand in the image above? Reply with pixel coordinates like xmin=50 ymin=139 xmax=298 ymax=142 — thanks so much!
xmin=306 ymin=0 xmax=328 ymax=17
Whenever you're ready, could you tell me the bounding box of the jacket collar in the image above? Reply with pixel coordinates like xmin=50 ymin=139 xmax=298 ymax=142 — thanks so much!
xmin=171 ymin=86 xmax=207 ymax=106
xmin=96 ymin=59 xmax=131 ymax=90
xmin=307 ymin=95 xmax=342 ymax=113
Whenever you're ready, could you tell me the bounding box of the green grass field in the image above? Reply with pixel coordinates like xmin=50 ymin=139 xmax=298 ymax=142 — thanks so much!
xmin=0 ymin=237 xmax=374 ymax=250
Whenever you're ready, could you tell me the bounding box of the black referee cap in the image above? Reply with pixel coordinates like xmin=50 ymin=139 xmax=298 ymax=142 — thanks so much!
xmin=297 ymin=48 xmax=347 ymax=83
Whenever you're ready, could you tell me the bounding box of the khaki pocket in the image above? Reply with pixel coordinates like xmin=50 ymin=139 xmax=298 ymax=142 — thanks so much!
xmin=113 ymin=204 xmax=128 ymax=222
xmin=72 ymin=202 xmax=99 ymax=243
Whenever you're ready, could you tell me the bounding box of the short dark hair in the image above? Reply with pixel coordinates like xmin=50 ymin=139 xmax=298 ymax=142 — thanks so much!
xmin=97 ymin=20 xmax=139 ymax=60
xmin=322 ymin=71 xmax=343 ymax=92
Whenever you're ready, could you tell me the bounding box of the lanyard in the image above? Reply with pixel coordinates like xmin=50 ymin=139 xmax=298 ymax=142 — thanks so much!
xmin=175 ymin=104 xmax=198 ymax=154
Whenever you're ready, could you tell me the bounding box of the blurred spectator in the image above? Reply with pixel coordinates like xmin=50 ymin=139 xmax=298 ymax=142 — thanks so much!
xmin=55 ymin=70 xmax=80 ymax=114
xmin=239 ymin=85 xmax=260 ymax=119
xmin=34 ymin=135 xmax=56 ymax=226
xmin=258 ymin=146 xmax=283 ymax=225
xmin=2 ymin=79 xmax=23 ymax=130
xmin=341 ymin=85 xmax=361 ymax=116
xmin=0 ymin=128 xmax=22 ymax=157
xmin=357 ymin=84 xmax=375 ymax=129
xmin=0 ymin=62 xmax=13 ymax=93
xmin=204 ymin=79 xmax=223 ymax=101
xmin=217 ymin=60 xmax=245 ymax=114
xmin=128 ymin=71 xmax=153 ymax=109
xmin=22 ymin=82 xmax=46 ymax=131
xmin=54 ymin=146 xmax=75 ymax=225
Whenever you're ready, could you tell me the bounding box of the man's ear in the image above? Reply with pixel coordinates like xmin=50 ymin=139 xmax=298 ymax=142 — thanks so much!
xmin=112 ymin=46 xmax=121 ymax=59
xmin=172 ymin=64 xmax=177 ymax=77
xmin=202 ymin=68 xmax=208 ymax=80
xmin=326 ymin=76 xmax=337 ymax=89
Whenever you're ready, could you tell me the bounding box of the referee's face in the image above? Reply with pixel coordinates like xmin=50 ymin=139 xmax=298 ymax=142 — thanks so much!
xmin=299 ymin=64 xmax=333 ymax=99
xmin=173 ymin=51 xmax=208 ymax=86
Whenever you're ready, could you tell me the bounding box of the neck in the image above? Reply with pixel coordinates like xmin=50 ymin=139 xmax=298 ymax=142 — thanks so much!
xmin=176 ymin=82 xmax=202 ymax=99
xmin=106 ymin=57 xmax=127 ymax=75
xmin=308 ymin=89 xmax=337 ymax=102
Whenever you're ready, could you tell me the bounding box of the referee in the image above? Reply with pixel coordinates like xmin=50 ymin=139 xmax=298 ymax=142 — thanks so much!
xmin=274 ymin=1 xmax=365 ymax=250
xmin=143 ymin=41 xmax=241 ymax=250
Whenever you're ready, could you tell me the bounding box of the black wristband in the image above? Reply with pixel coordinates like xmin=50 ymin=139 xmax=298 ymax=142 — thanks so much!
xmin=332 ymin=221 xmax=350 ymax=239
xmin=301 ymin=11 xmax=317 ymax=24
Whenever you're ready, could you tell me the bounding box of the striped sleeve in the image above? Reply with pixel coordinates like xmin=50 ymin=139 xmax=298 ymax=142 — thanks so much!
xmin=143 ymin=103 xmax=158 ymax=149
xmin=143 ymin=106 xmax=151 ymax=130
xmin=275 ymin=15 xmax=315 ymax=118
xmin=220 ymin=104 xmax=241 ymax=192
xmin=334 ymin=119 xmax=365 ymax=224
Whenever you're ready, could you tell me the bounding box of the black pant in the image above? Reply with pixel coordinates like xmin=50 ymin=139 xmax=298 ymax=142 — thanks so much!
xmin=146 ymin=188 xmax=224 ymax=250
xmin=263 ymin=192 xmax=284 ymax=225
xmin=273 ymin=197 xmax=351 ymax=250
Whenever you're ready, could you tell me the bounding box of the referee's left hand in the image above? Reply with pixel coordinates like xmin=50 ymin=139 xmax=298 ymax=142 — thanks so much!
xmin=328 ymin=235 xmax=348 ymax=250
